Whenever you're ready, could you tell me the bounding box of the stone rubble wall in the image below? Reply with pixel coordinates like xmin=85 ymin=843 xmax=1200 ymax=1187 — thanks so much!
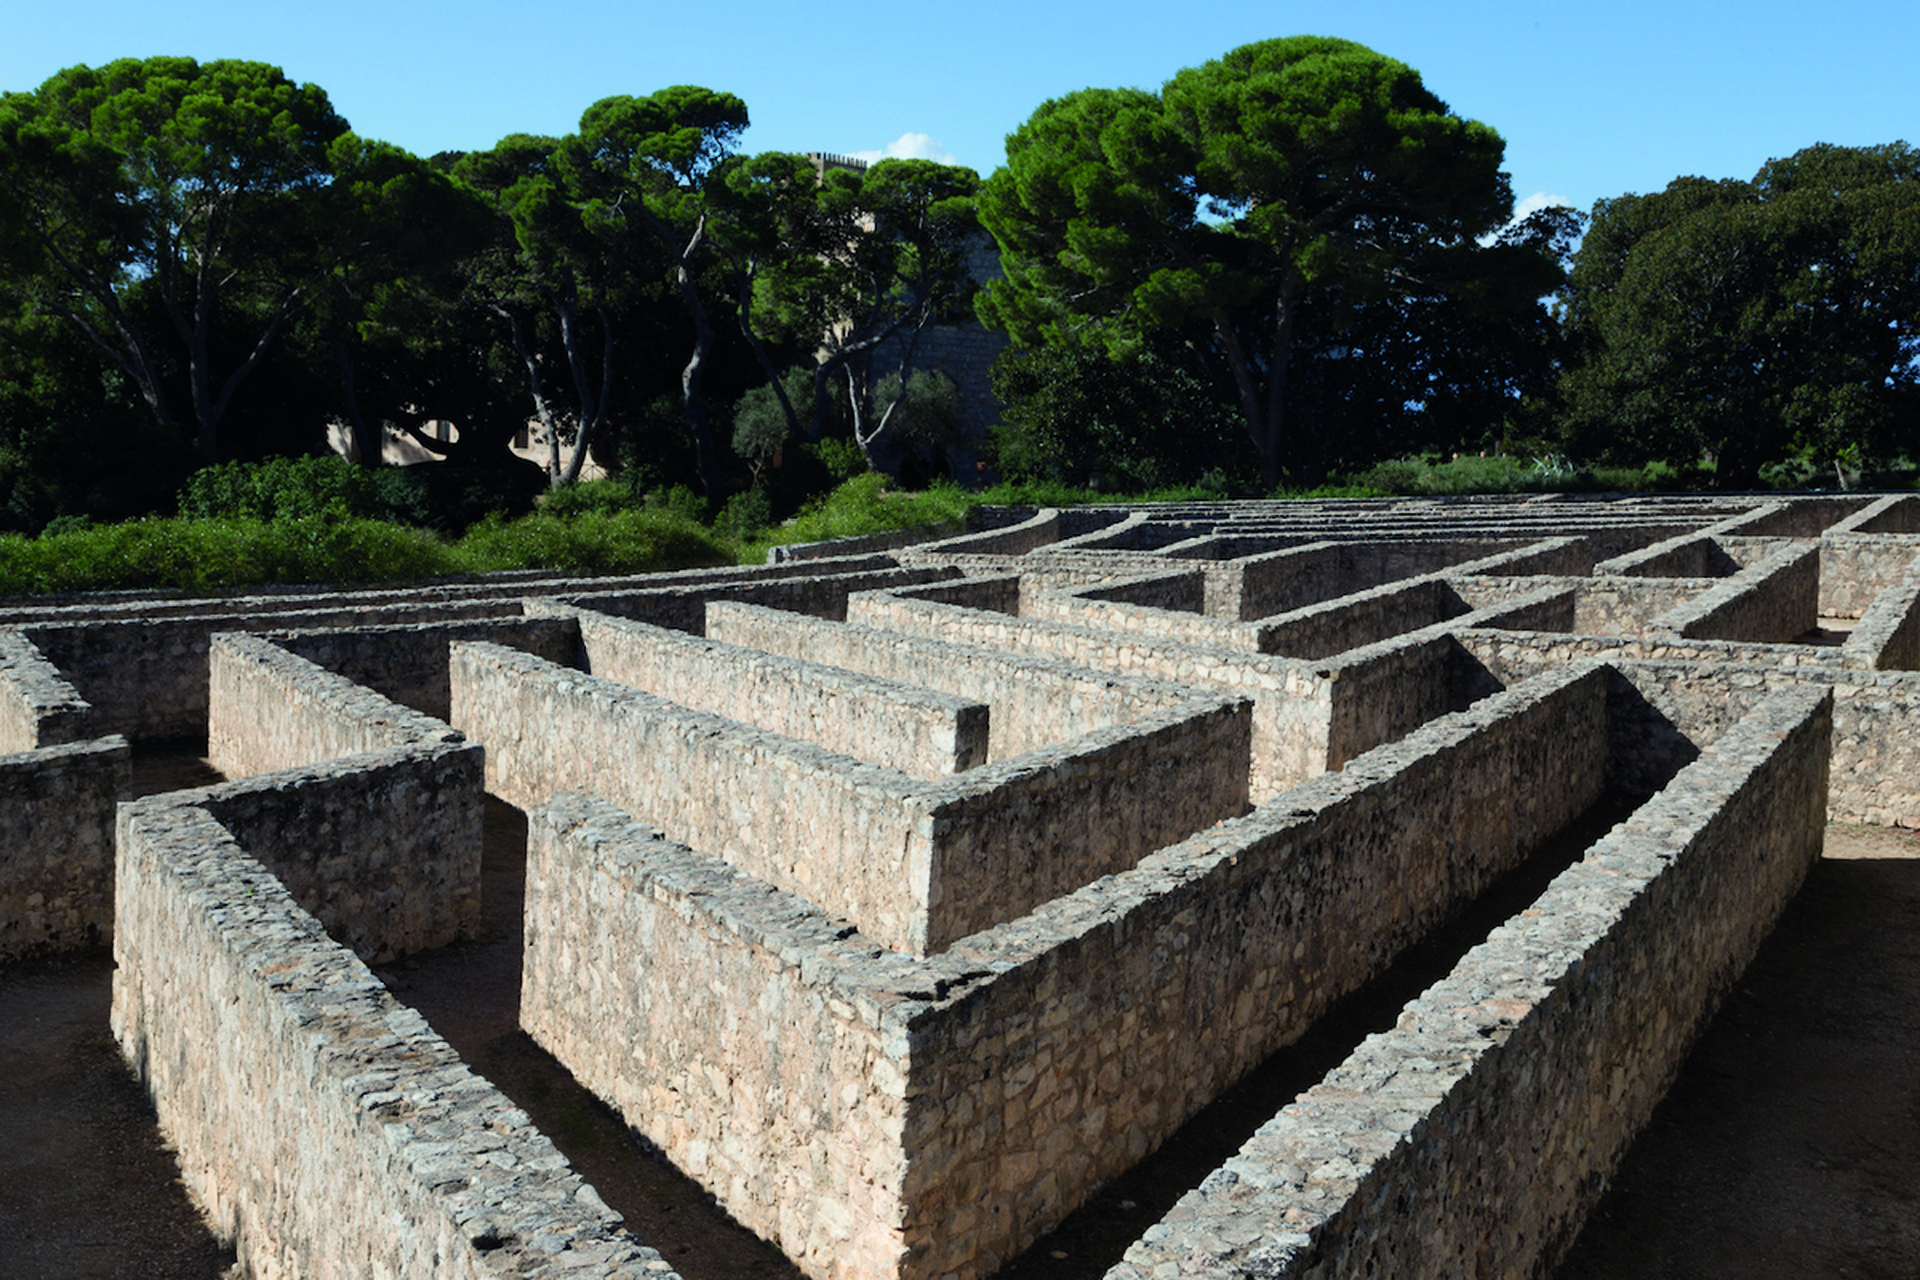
xmin=186 ymin=744 xmax=484 ymax=962
xmin=1829 ymin=492 xmax=1920 ymax=535
xmin=208 ymin=631 xmax=466 ymax=779
xmin=111 ymin=796 xmax=672 ymax=1280
xmin=1455 ymin=629 xmax=1920 ymax=824
xmin=1656 ymin=541 xmax=1819 ymax=642
xmin=1569 ymin=576 xmax=1705 ymax=635
xmin=1113 ymin=685 xmax=1831 ymax=1279
xmin=704 ymin=600 xmax=1195 ymax=762
xmin=1818 ymin=533 xmax=1920 ymax=617
xmin=22 ymin=600 xmax=517 ymax=740
xmin=267 ymin=616 xmax=581 ymax=722
xmin=1252 ymin=576 xmax=1469 ymax=660
xmin=0 ymin=627 xmax=94 ymax=752
xmin=1845 ymin=558 xmax=1920 ymax=671
xmin=572 ymin=607 xmax=989 ymax=778
xmin=546 ymin=565 xmax=961 ymax=636
xmin=1594 ymin=531 xmax=1743 ymax=578
xmin=450 ymin=641 xmax=1249 ymax=956
xmin=767 ymin=523 xmax=966 ymax=563
xmin=1222 ymin=539 xmax=1533 ymax=622
xmin=1713 ymin=495 xmax=1868 ymax=537
xmin=517 ymin=664 xmax=1611 ymax=1280
xmin=520 ymin=796 xmax=917 ymax=1280
xmin=0 ymin=735 xmax=129 ymax=960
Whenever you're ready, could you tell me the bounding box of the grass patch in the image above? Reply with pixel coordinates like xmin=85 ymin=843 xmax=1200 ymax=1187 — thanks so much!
xmin=739 ymin=474 xmax=976 ymax=564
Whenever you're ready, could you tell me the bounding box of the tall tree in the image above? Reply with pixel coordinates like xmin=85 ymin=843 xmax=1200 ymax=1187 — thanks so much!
xmin=976 ymin=37 xmax=1525 ymax=486
xmin=565 ymin=87 xmax=750 ymax=494
xmin=1561 ymin=143 xmax=1920 ymax=488
xmin=748 ymin=157 xmax=981 ymax=465
xmin=0 ymin=57 xmax=353 ymax=460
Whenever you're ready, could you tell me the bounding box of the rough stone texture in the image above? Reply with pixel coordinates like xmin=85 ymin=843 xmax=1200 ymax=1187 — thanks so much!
xmin=0 ymin=735 xmax=129 ymax=960
xmin=1111 ymin=685 xmax=1830 ymax=1279
xmin=0 ymin=628 xmax=94 ymax=752
xmin=5 ymin=491 xmax=1915 ymax=1280
xmin=1656 ymin=540 xmax=1819 ymax=643
xmin=704 ymin=600 xmax=1196 ymax=762
xmin=452 ymin=641 xmax=1250 ymax=956
xmin=111 ymin=796 xmax=674 ymax=1280
xmin=269 ymin=615 xmax=582 ymax=721
xmin=520 ymin=664 xmax=1611 ymax=1280
xmin=209 ymin=631 xmax=467 ymax=779
xmin=572 ymin=607 xmax=989 ymax=778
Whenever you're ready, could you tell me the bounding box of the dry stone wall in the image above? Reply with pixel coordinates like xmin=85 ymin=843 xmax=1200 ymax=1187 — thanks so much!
xmin=0 ymin=735 xmax=128 ymax=960
xmin=6 ymin=491 xmax=1916 ymax=1280
xmin=1113 ymin=685 xmax=1830 ymax=1278
xmin=571 ymin=607 xmax=989 ymax=777
xmin=111 ymin=796 xmax=672 ymax=1280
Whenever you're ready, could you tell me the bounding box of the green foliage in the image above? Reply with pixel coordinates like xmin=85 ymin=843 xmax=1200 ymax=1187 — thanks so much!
xmin=805 ymin=438 xmax=869 ymax=484
xmin=452 ymin=507 xmax=729 ymax=575
xmin=180 ymin=456 xmax=374 ymax=522
xmin=741 ymin=472 xmax=973 ymax=562
xmin=536 ymin=477 xmax=640 ymax=519
xmin=715 ymin=487 xmax=773 ymax=542
xmin=989 ymin=343 xmax=1248 ymax=491
xmin=871 ymin=369 xmax=961 ymax=451
xmin=644 ymin=483 xmax=711 ymax=524
xmin=976 ymin=37 xmax=1547 ymax=486
xmin=0 ymin=516 xmax=461 ymax=595
xmin=175 ymin=455 xmax=537 ymax=531
xmin=1561 ymin=143 xmax=1920 ymax=488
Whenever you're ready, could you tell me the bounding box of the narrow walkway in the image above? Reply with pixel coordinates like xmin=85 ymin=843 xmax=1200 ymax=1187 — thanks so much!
xmin=0 ymin=744 xmax=231 ymax=1280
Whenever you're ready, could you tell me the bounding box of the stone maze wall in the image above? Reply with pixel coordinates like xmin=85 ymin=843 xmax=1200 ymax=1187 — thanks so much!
xmin=2 ymin=492 xmax=1916 ymax=1279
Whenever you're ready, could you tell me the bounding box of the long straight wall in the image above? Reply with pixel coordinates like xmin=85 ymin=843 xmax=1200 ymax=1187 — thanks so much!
xmin=1115 ymin=685 xmax=1832 ymax=1277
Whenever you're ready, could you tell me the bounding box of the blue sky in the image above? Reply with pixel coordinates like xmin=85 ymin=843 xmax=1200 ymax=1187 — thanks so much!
xmin=3 ymin=0 xmax=1913 ymax=221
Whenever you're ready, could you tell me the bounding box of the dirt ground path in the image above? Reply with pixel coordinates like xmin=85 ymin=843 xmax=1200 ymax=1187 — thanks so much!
xmin=1554 ymin=824 xmax=1920 ymax=1279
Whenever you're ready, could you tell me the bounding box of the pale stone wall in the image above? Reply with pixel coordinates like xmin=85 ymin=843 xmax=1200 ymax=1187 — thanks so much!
xmin=516 ymin=664 xmax=1612 ymax=1280
xmin=111 ymin=796 xmax=669 ymax=1280
xmin=450 ymin=641 xmax=1249 ymax=955
xmin=1658 ymin=541 xmax=1819 ymax=642
xmin=521 ymin=797 xmax=913 ymax=1280
xmin=573 ymin=608 xmax=988 ymax=777
xmin=268 ymin=616 xmax=581 ymax=721
xmin=0 ymin=735 xmax=129 ymax=960
xmin=549 ymin=565 xmax=960 ymax=636
xmin=703 ymin=600 xmax=1195 ymax=761
xmin=1456 ymin=629 xmax=1920 ymax=824
xmin=1845 ymin=559 xmax=1920 ymax=670
xmin=208 ymin=631 xmax=466 ymax=779
xmin=1252 ymin=576 xmax=1469 ymax=659
xmin=1594 ymin=530 xmax=1743 ymax=577
xmin=1819 ymin=533 xmax=1920 ymax=616
xmin=1114 ymin=685 xmax=1831 ymax=1279
xmin=191 ymin=744 xmax=484 ymax=962
xmin=0 ymin=627 xmax=93 ymax=752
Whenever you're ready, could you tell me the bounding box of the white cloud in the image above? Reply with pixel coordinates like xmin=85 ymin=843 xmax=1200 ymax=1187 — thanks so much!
xmin=1512 ymin=191 xmax=1576 ymax=222
xmin=850 ymin=132 xmax=958 ymax=165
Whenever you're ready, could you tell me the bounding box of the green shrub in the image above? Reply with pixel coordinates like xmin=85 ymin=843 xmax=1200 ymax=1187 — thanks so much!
xmin=0 ymin=515 xmax=462 ymax=596
xmin=451 ymin=508 xmax=729 ymax=576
